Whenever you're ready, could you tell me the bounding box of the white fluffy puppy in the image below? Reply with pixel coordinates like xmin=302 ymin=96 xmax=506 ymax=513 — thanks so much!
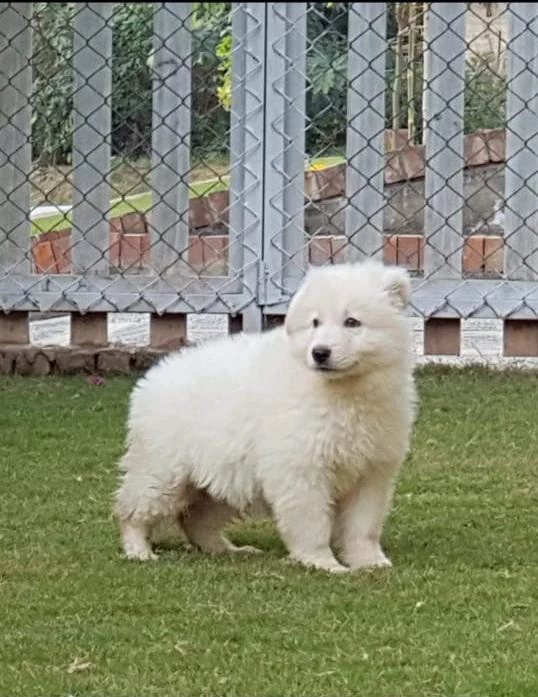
xmin=114 ymin=260 xmax=417 ymax=573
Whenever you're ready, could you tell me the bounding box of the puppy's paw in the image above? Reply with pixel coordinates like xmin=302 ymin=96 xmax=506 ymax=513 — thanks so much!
xmin=231 ymin=544 xmax=263 ymax=555
xmin=346 ymin=546 xmax=392 ymax=571
xmin=124 ymin=548 xmax=159 ymax=562
xmin=287 ymin=554 xmax=350 ymax=574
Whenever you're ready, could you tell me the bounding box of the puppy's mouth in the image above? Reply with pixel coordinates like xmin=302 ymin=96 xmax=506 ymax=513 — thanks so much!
xmin=311 ymin=361 xmax=357 ymax=374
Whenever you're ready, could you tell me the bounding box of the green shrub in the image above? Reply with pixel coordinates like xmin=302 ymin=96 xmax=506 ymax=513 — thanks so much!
xmin=31 ymin=3 xmax=74 ymax=165
xmin=30 ymin=3 xmax=507 ymax=166
xmin=31 ymin=2 xmax=230 ymax=164
xmin=464 ymin=54 xmax=506 ymax=132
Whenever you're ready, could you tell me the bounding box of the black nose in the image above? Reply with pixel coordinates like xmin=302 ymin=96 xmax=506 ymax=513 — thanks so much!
xmin=312 ymin=346 xmax=331 ymax=365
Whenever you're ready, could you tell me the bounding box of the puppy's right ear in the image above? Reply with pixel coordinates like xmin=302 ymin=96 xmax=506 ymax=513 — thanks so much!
xmin=284 ymin=286 xmax=304 ymax=336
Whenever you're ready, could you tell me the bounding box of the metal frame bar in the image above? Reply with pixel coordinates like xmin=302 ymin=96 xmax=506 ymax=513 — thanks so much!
xmin=258 ymin=279 xmax=538 ymax=320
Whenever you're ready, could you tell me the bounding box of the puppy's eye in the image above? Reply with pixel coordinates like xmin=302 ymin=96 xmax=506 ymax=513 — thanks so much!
xmin=312 ymin=318 xmax=320 ymax=328
xmin=344 ymin=317 xmax=361 ymax=328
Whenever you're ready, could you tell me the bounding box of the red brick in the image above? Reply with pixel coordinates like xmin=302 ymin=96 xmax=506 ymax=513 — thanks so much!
xmin=120 ymin=234 xmax=146 ymax=270
xmin=385 ymin=151 xmax=405 ymax=185
xmin=120 ymin=211 xmax=147 ymax=235
xmin=206 ymin=190 xmax=230 ymax=225
xmin=190 ymin=196 xmax=212 ymax=229
xmin=399 ymin=145 xmax=425 ymax=182
xmin=52 ymin=230 xmax=72 ymax=273
xmin=200 ymin=235 xmax=228 ymax=275
xmin=465 ymin=132 xmax=489 ymax=167
xmin=485 ymin=128 xmax=505 ymax=163
xmin=308 ymin=237 xmax=331 ymax=265
xmin=189 ymin=237 xmax=204 ymax=268
xmin=109 ymin=230 xmax=121 ymax=267
xmin=305 ymin=170 xmax=321 ymax=201
xmin=385 ymin=129 xmax=410 ymax=152
xmin=307 ymin=236 xmax=348 ymax=265
xmin=384 ymin=236 xmax=398 ymax=265
xmin=331 ymin=237 xmax=347 ymax=263
xmin=385 ymin=145 xmax=425 ymax=183
xmin=483 ymin=237 xmax=504 ymax=275
xmin=190 ymin=191 xmax=229 ymax=229
xmin=396 ymin=235 xmax=423 ymax=272
xmin=33 ymin=240 xmax=56 ymax=273
xmin=109 ymin=216 xmax=122 ymax=234
xmin=187 ymin=235 xmax=228 ymax=275
xmin=314 ymin=165 xmax=346 ymax=200
xmin=463 ymin=236 xmax=485 ymax=274
xmin=140 ymin=232 xmax=151 ymax=264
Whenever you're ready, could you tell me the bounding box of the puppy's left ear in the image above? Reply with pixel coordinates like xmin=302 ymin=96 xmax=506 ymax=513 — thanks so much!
xmin=382 ymin=266 xmax=411 ymax=310
xmin=284 ymin=267 xmax=319 ymax=335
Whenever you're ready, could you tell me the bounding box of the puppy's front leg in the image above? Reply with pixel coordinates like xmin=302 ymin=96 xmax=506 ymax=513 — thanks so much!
xmin=270 ymin=481 xmax=348 ymax=574
xmin=334 ymin=469 xmax=398 ymax=570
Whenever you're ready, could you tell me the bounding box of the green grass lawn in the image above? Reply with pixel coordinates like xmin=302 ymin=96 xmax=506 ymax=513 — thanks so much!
xmin=31 ymin=178 xmax=230 ymax=236
xmin=1 ymin=366 xmax=537 ymax=697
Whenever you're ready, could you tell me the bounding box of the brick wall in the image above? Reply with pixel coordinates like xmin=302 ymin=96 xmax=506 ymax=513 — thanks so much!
xmin=32 ymin=128 xmax=507 ymax=277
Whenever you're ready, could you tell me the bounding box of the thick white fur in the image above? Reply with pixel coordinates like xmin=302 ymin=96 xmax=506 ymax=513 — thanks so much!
xmin=114 ymin=260 xmax=417 ymax=573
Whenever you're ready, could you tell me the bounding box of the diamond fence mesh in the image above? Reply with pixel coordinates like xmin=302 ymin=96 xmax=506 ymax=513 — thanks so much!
xmin=0 ymin=3 xmax=537 ymax=356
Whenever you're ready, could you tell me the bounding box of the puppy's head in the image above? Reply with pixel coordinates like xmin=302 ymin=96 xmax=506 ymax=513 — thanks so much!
xmin=284 ymin=261 xmax=412 ymax=378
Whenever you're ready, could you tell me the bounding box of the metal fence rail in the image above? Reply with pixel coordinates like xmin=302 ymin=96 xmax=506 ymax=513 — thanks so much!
xmin=0 ymin=2 xmax=537 ymax=356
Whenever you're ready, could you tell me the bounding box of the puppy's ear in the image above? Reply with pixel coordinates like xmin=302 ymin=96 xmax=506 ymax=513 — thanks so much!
xmin=284 ymin=268 xmax=317 ymax=335
xmin=382 ymin=266 xmax=411 ymax=310
xmin=284 ymin=286 xmax=306 ymax=335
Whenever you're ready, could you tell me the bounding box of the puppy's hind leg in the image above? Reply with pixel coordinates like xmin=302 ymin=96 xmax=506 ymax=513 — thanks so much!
xmin=114 ymin=454 xmax=192 ymax=561
xmin=180 ymin=491 xmax=261 ymax=556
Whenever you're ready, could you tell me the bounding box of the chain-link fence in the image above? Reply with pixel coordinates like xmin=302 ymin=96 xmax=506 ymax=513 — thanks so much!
xmin=1 ymin=3 xmax=537 ymax=357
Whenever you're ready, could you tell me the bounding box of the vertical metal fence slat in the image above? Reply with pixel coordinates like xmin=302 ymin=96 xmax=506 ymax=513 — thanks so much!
xmin=423 ymin=3 xmax=466 ymax=280
xmin=0 ymin=2 xmax=32 ymax=275
xmin=229 ymin=3 xmax=265 ymax=330
xmin=504 ymin=3 xmax=538 ymax=281
xmin=150 ymin=2 xmax=192 ymax=278
xmin=264 ymin=2 xmax=307 ymax=303
xmin=71 ymin=3 xmax=113 ymax=276
xmin=345 ymin=2 xmax=387 ymax=262
xmin=281 ymin=3 xmax=307 ymax=292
